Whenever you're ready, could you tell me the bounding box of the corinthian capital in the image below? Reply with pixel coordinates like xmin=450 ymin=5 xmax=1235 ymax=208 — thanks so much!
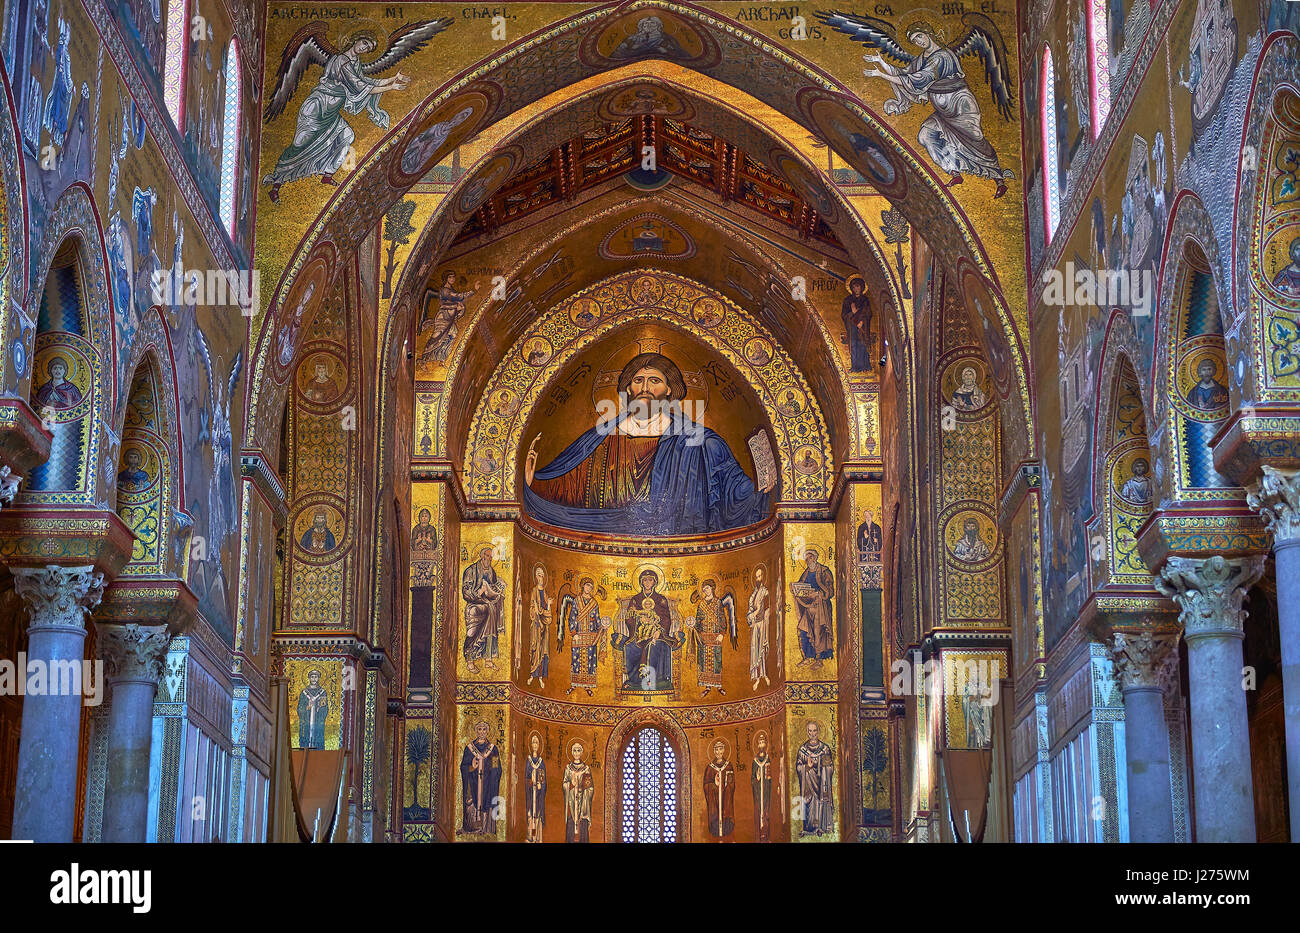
xmin=1247 ymin=465 xmax=1300 ymax=545
xmin=0 ymin=465 xmax=20 ymax=506
xmin=1154 ymin=555 xmax=1265 ymax=640
xmin=97 ymin=623 xmax=171 ymax=684
xmin=1106 ymin=632 xmax=1178 ymax=691
xmin=11 ymin=565 xmax=106 ymax=633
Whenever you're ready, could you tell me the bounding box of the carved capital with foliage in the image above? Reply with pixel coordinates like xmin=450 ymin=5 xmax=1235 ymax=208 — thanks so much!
xmin=1154 ymin=555 xmax=1265 ymax=641
xmin=1246 ymin=465 xmax=1300 ymax=546
xmin=0 ymin=466 xmax=20 ymax=507
xmin=1105 ymin=632 xmax=1178 ymax=692
xmin=97 ymin=623 xmax=172 ymax=684
xmin=11 ymin=565 xmax=105 ymax=633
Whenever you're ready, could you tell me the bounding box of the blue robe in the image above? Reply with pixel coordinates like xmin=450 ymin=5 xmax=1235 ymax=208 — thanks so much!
xmin=133 ymin=187 xmax=155 ymax=261
xmin=1186 ymin=380 xmax=1228 ymax=409
xmin=524 ymin=412 xmax=772 ymax=536
xmin=300 ymin=527 xmax=336 ymax=552
xmin=611 ymin=590 xmax=679 ymax=690
xmin=43 ymin=31 xmax=73 ymax=144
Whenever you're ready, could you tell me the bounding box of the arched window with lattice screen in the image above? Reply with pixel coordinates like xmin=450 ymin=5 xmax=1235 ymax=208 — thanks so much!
xmin=1087 ymin=0 xmax=1112 ymax=137
xmin=219 ymin=39 xmax=241 ymax=236
xmin=162 ymin=0 xmax=189 ymax=127
xmin=620 ymin=726 xmax=678 ymax=842
xmin=1041 ymin=46 xmax=1060 ymax=244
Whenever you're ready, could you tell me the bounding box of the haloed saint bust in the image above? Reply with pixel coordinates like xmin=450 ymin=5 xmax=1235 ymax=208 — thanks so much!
xmin=522 ymin=351 xmax=776 ymax=536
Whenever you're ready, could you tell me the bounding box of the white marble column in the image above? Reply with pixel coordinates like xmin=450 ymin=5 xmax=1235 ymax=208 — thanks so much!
xmin=1107 ymin=632 xmax=1178 ymax=842
xmin=1156 ymin=555 xmax=1265 ymax=842
xmin=1248 ymin=465 xmax=1300 ymax=842
xmin=9 ymin=566 xmax=105 ymax=842
xmin=97 ymin=623 xmax=171 ymax=843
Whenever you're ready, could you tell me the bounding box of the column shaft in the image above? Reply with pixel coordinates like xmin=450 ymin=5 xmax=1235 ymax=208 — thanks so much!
xmin=1124 ymin=685 xmax=1175 ymax=842
xmin=1184 ymin=629 xmax=1255 ymax=841
xmin=11 ymin=624 xmax=89 ymax=841
xmin=1273 ymin=540 xmax=1300 ymax=842
xmin=9 ymin=566 xmax=104 ymax=842
xmin=1157 ymin=555 xmax=1264 ymax=844
xmin=98 ymin=623 xmax=170 ymax=843
xmin=1107 ymin=632 xmax=1177 ymax=843
xmin=1247 ymin=465 xmax=1300 ymax=842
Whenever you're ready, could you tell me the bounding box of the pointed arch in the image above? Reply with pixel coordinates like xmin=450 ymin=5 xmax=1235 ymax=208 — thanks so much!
xmin=1233 ymin=38 xmax=1300 ymax=409
xmin=463 ymin=270 xmax=833 ymax=510
xmin=1089 ymin=315 xmax=1156 ymax=588
xmin=21 ymin=185 xmax=117 ymax=503
xmin=114 ymin=306 xmax=186 ymax=578
xmin=115 ymin=354 xmax=171 ymax=576
xmin=245 ymin=3 xmax=1033 ymax=469
xmin=1153 ymin=232 xmax=1237 ymax=501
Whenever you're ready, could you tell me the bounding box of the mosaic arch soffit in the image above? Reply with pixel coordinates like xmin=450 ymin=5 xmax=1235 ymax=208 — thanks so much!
xmin=0 ymin=62 xmax=30 ymax=366
xmin=463 ymin=267 xmax=835 ymax=506
xmin=1233 ymin=32 xmax=1300 ymax=321
xmin=431 ymin=189 xmax=857 ymax=460
xmin=246 ymin=0 xmax=1032 ymax=455
xmin=1090 ymin=313 xmax=1150 ymax=521
xmin=1152 ymin=194 xmax=1225 ymax=436
xmin=26 ymin=182 xmax=118 ymax=416
xmin=1240 ymin=49 xmax=1300 ymax=410
xmin=286 ymin=70 xmax=896 ymax=459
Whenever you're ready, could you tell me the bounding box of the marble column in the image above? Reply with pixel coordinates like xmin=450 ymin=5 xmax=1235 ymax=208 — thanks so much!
xmin=1247 ymin=465 xmax=1300 ymax=842
xmin=1156 ymin=554 xmax=1265 ymax=843
xmin=97 ymin=623 xmax=171 ymax=843
xmin=9 ymin=565 xmax=105 ymax=842
xmin=1107 ymin=632 xmax=1178 ymax=842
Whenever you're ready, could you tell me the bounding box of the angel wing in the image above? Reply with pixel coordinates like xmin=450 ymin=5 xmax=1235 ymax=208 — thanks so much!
xmin=557 ymin=583 xmax=575 ymax=652
xmin=951 ymin=12 xmax=1016 ymax=121
xmin=263 ymin=23 xmax=336 ymax=124
xmin=361 ymin=19 xmax=454 ymax=76
xmin=226 ymin=349 xmax=243 ymax=403
xmin=814 ymin=11 xmax=916 ymax=67
xmin=720 ymin=591 xmax=738 ymax=650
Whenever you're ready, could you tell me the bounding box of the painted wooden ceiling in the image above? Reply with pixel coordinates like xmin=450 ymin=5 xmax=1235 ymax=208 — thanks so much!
xmin=452 ymin=114 xmax=843 ymax=248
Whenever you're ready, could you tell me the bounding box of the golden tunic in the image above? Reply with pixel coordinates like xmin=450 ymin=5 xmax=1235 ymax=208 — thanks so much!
xmin=530 ymin=433 xmax=660 ymax=509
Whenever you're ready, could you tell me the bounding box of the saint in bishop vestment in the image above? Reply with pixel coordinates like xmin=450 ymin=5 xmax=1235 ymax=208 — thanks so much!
xmin=524 ymin=733 xmax=546 ymax=843
xmin=562 ymin=742 xmax=594 ymax=843
xmin=796 ymin=723 xmax=835 ymax=837
xmin=459 ymin=723 xmax=502 ymax=835
xmin=703 ymin=742 xmax=736 ymax=841
xmin=751 ymin=739 xmax=774 ymax=842
xmin=296 ymin=669 xmax=329 ymax=749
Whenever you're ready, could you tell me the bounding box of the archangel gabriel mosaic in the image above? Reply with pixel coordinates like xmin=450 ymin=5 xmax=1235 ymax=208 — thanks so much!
xmin=262 ymin=19 xmax=453 ymax=202
xmin=817 ymin=11 xmax=1016 ymax=198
